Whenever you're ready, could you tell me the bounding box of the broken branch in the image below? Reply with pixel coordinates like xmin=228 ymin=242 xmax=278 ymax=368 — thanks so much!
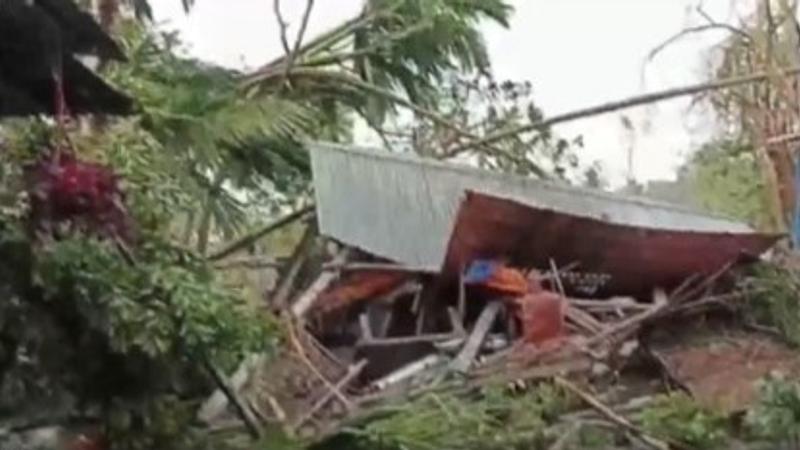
xmin=554 ymin=377 xmax=669 ymax=450
xmin=446 ymin=66 xmax=800 ymax=157
xmin=208 ymin=205 xmax=314 ymax=261
xmin=280 ymin=0 xmax=316 ymax=87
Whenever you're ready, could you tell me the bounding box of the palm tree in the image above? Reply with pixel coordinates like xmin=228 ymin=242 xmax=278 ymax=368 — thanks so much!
xmin=105 ymin=0 xmax=512 ymax=255
xmin=243 ymin=0 xmax=514 ymax=155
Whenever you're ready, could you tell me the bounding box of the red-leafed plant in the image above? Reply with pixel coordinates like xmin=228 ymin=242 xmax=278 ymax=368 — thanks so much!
xmin=24 ymin=151 xmax=133 ymax=242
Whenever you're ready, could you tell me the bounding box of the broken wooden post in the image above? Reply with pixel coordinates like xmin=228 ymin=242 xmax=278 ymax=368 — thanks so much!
xmin=291 ymin=249 xmax=350 ymax=318
xmin=201 ymin=357 xmax=263 ymax=439
xmin=450 ymin=302 xmax=502 ymax=373
xmin=198 ymin=353 xmax=266 ymax=424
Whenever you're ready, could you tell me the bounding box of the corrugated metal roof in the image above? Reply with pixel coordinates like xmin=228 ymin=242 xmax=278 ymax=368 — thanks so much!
xmin=442 ymin=191 xmax=779 ymax=296
xmin=309 ymin=142 xmax=760 ymax=271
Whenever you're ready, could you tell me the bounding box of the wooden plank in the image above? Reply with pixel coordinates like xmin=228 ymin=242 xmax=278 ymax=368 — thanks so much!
xmin=447 ymin=307 xmax=466 ymax=336
xmin=359 ymin=313 xmax=373 ymax=340
xmin=358 ymin=333 xmax=457 ymax=347
xmin=450 ymin=302 xmax=502 ymax=373
xmin=371 ymin=354 xmax=444 ymax=391
xmin=568 ymin=297 xmax=646 ymax=312
xmin=566 ymin=306 xmax=605 ymax=335
xmin=586 ymin=288 xmax=670 ymax=346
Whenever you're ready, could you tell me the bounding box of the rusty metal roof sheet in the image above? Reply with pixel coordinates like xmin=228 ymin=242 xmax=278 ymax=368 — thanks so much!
xmin=309 ymin=142 xmax=767 ymax=272
xmin=441 ymin=191 xmax=781 ymax=296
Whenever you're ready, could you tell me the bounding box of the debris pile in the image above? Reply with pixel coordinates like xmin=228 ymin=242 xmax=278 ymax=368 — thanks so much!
xmin=199 ymin=144 xmax=792 ymax=445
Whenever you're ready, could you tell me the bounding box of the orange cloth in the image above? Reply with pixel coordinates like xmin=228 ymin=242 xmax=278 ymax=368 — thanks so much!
xmin=482 ymin=265 xmax=529 ymax=297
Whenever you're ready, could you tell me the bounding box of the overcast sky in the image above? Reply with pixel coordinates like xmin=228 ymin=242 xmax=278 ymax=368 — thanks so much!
xmin=152 ymin=0 xmax=750 ymax=187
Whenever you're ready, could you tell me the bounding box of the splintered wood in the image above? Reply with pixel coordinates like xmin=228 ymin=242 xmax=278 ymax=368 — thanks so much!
xmin=219 ymin=241 xmax=759 ymax=443
xmin=233 ymin=326 xmax=356 ymax=436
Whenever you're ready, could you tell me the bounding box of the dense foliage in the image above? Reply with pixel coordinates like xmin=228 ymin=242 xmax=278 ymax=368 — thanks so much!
xmin=0 ymin=20 xmax=283 ymax=450
xmin=678 ymin=137 xmax=772 ymax=229
xmin=639 ymin=394 xmax=729 ymax=449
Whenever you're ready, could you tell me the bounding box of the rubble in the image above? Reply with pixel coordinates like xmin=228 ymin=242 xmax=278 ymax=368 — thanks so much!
xmin=199 ymin=146 xmax=789 ymax=446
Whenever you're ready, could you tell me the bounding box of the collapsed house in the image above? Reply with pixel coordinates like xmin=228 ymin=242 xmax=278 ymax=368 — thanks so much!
xmin=201 ymin=142 xmax=792 ymax=443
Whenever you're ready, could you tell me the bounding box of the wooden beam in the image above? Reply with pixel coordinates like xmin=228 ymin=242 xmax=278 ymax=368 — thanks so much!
xmin=450 ymin=302 xmax=502 ymax=373
xmin=291 ymin=249 xmax=350 ymax=318
xmin=358 ymin=332 xmax=458 ymax=347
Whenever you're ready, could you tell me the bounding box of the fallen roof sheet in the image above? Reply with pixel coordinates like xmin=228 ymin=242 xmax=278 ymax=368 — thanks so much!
xmin=442 ymin=191 xmax=780 ymax=296
xmin=309 ymin=142 xmax=764 ymax=272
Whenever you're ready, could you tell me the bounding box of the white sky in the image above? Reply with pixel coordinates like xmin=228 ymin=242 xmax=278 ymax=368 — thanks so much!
xmin=151 ymin=0 xmax=751 ymax=187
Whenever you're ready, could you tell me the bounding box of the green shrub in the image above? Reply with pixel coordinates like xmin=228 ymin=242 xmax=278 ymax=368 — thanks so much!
xmin=639 ymin=393 xmax=729 ymax=449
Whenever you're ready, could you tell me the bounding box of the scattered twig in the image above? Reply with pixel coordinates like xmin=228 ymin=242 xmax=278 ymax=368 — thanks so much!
xmin=548 ymin=259 xmax=568 ymax=297
xmin=672 ymin=261 xmax=735 ymax=304
xmin=280 ymin=0 xmax=316 ymax=88
xmin=566 ymin=306 xmax=606 ymax=335
xmin=647 ymin=24 xmax=752 ymax=63
xmin=586 ymin=294 xmax=670 ymax=347
xmin=554 ymin=377 xmax=670 ymax=450
xmin=292 ymin=359 xmax=367 ymax=431
xmin=273 ymin=0 xmax=292 ymax=55
xmin=286 ymin=319 xmax=354 ymax=410
xmin=663 ymin=291 xmax=746 ymax=317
